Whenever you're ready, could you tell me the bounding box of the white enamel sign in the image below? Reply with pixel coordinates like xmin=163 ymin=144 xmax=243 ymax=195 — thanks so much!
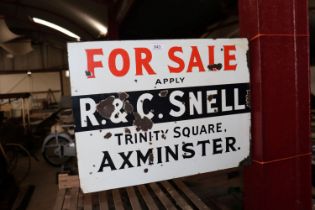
xmin=67 ymin=39 xmax=250 ymax=193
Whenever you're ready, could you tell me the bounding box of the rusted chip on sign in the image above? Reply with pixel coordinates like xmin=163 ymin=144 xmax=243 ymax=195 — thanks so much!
xmin=159 ymin=90 xmax=169 ymax=97
xmin=96 ymin=96 xmax=115 ymax=119
xmin=207 ymin=63 xmax=222 ymax=71
xmin=133 ymin=112 xmax=153 ymax=131
xmin=104 ymin=132 xmax=112 ymax=139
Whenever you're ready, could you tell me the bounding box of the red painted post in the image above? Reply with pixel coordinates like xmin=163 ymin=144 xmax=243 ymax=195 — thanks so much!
xmin=238 ymin=0 xmax=312 ymax=210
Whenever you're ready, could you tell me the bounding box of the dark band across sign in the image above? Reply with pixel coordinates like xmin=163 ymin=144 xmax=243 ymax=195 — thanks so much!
xmin=73 ymin=83 xmax=250 ymax=133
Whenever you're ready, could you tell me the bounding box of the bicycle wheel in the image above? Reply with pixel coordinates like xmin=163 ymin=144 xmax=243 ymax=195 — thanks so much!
xmin=42 ymin=136 xmax=72 ymax=167
xmin=5 ymin=143 xmax=32 ymax=184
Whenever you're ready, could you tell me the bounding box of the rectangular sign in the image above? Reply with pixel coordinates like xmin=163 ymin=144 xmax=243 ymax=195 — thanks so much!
xmin=67 ymin=39 xmax=250 ymax=193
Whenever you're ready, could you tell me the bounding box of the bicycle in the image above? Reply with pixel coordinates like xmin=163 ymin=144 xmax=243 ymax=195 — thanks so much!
xmin=0 ymin=141 xmax=32 ymax=185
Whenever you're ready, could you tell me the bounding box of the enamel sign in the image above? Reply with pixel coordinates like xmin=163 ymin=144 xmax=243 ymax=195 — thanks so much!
xmin=67 ymin=39 xmax=250 ymax=193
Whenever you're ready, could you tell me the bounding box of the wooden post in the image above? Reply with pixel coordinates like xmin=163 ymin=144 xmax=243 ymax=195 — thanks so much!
xmin=59 ymin=71 xmax=64 ymax=96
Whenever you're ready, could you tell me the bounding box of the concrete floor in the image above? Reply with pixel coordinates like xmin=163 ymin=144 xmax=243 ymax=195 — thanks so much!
xmin=21 ymin=153 xmax=59 ymax=210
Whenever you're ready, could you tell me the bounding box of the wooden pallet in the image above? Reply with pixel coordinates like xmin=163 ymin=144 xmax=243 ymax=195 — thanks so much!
xmin=54 ymin=174 xmax=212 ymax=210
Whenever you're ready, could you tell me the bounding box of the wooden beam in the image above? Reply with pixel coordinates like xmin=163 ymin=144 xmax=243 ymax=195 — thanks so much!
xmin=0 ymin=92 xmax=30 ymax=99
xmin=58 ymin=174 xmax=80 ymax=189
xmin=0 ymin=66 xmax=68 ymax=74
